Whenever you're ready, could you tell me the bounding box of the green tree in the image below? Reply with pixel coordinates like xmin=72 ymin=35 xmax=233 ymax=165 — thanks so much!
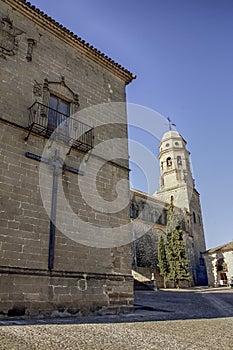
xmin=136 ymin=233 xmax=157 ymax=268
xmin=166 ymin=197 xmax=180 ymax=235
xmin=157 ymin=234 xmax=169 ymax=288
xmin=162 ymin=198 xmax=190 ymax=288
xmin=166 ymin=226 xmax=190 ymax=288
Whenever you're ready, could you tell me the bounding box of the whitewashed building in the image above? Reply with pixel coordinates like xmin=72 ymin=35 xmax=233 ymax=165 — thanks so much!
xmin=203 ymin=241 xmax=233 ymax=287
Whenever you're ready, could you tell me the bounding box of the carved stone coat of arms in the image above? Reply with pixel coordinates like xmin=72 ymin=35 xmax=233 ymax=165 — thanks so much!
xmin=0 ymin=16 xmax=24 ymax=58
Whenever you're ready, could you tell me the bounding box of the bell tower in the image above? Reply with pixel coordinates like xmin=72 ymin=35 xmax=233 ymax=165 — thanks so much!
xmin=156 ymin=129 xmax=208 ymax=285
xmin=156 ymin=130 xmax=194 ymax=211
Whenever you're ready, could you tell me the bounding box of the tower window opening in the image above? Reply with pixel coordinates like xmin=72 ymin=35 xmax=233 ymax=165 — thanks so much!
xmin=177 ymin=156 xmax=182 ymax=166
xmin=166 ymin=157 xmax=172 ymax=167
xmin=160 ymin=177 xmax=164 ymax=187
xmin=193 ymin=212 xmax=196 ymax=224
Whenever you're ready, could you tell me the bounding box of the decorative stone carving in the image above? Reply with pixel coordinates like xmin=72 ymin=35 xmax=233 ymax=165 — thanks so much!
xmin=41 ymin=78 xmax=49 ymax=116
xmin=73 ymin=93 xmax=80 ymax=113
xmin=42 ymin=76 xmax=80 ymax=111
xmin=33 ymin=77 xmax=80 ymax=116
xmin=0 ymin=16 xmax=24 ymax=59
xmin=26 ymin=38 xmax=36 ymax=61
xmin=33 ymin=80 xmax=42 ymax=96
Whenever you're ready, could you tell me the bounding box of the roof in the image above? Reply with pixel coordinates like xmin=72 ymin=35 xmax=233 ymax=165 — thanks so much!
xmin=161 ymin=130 xmax=180 ymax=140
xmin=204 ymin=241 xmax=233 ymax=254
xmin=3 ymin=0 xmax=136 ymax=84
xmin=130 ymin=188 xmax=169 ymax=207
xmin=161 ymin=130 xmax=187 ymax=143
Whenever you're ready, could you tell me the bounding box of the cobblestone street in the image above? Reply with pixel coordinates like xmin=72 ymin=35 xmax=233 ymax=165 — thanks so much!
xmin=0 ymin=288 xmax=232 ymax=349
xmin=0 ymin=317 xmax=232 ymax=350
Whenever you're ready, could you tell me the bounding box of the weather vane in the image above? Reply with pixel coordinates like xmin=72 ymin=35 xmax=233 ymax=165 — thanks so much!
xmin=167 ymin=117 xmax=176 ymax=131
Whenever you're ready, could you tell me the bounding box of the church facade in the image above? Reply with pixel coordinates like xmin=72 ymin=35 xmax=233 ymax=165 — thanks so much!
xmin=0 ymin=0 xmax=135 ymax=317
xmin=131 ymin=130 xmax=208 ymax=287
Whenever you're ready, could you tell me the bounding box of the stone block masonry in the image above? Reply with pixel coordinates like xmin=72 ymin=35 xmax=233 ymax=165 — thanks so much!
xmin=0 ymin=0 xmax=135 ymax=317
xmin=0 ymin=269 xmax=134 ymax=317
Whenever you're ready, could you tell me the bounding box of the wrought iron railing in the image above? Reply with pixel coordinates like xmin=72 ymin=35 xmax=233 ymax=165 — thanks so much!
xmin=26 ymin=102 xmax=94 ymax=152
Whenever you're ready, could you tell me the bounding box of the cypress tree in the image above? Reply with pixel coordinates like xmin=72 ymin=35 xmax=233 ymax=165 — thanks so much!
xmin=157 ymin=234 xmax=169 ymax=288
xmin=164 ymin=198 xmax=191 ymax=288
xmin=166 ymin=226 xmax=190 ymax=288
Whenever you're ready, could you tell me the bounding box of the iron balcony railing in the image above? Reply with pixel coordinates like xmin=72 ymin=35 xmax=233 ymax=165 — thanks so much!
xmin=26 ymin=102 xmax=94 ymax=152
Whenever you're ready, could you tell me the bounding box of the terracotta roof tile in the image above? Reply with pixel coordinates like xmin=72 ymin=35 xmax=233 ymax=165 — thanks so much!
xmin=13 ymin=0 xmax=136 ymax=83
xmin=204 ymin=241 xmax=233 ymax=254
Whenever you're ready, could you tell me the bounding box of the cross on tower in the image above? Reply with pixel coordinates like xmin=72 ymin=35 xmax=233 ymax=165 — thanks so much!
xmin=167 ymin=117 xmax=176 ymax=131
xmin=25 ymin=149 xmax=84 ymax=270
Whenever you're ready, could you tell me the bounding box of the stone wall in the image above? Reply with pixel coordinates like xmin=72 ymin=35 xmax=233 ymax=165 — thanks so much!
xmin=0 ymin=1 xmax=127 ymax=127
xmin=131 ymin=190 xmax=195 ymax=288
xmin=0 ymin=0 xmax=134 ymax=317
xmin=189 ymin=189 xmax=208 ymax=285
xmin=0 ymin=270 xmax=133 ymax=317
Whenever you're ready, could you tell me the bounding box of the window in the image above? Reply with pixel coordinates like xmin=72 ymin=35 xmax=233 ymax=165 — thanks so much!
xmin=166 ymin=157 xmax=172 ymax=167
xmin=193 ymin=212 xmax=196 ymax=224
xmin=130 ymin=204 xmax=139 ymax=218
xmin=160 ymin=177 xmax=164 ymax=187
xmin=157 ymin=208 xmax=167 ymax=225
xmin=47 ymin=94 xmax=70 ymax=135
xmin=177 ymin=156 xmax=182 ymax=166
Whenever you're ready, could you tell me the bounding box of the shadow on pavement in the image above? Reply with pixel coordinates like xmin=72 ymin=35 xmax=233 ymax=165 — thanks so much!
xmin=0 ymin=288 xmax=232 ymax=326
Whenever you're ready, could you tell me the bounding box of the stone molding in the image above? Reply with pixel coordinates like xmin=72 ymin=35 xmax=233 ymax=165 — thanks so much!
xmin=2 ymin=0 xmax=136 ymax=84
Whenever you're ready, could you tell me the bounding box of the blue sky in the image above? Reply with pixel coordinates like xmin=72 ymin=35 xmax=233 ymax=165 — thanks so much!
xmin=30 ymin=0 xmax=233 ymax=249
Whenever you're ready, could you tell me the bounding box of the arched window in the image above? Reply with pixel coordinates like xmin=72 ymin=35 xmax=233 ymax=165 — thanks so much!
xmin=177 ymin=156 xmax=182 ymax=166
xmin=193 ymin=212 xmax=196 ymax=224
xmin=158 ymin=208 xmax=167 ymax=225
xmin=166 ymin=157 xmax=172 ymax=167
xmin=130 ymin=205 xmax=134 ymax=218
xmin=130 ymin=204 xmax=139 ymax=218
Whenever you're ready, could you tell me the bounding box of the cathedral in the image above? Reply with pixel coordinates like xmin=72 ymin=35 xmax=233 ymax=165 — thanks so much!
xmin=130 ymin=129 xmax=208 ymax=287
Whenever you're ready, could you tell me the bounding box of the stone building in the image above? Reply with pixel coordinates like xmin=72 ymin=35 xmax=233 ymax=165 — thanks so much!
xmin=0 ymin=0 xmax=135 ymax=317
xmin=203 ymin=241 xmax=233 ymax=287
xmin=131 ymin=130 xmax=208 ymax=287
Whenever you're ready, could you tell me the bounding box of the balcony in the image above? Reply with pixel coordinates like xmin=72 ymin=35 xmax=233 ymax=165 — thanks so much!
xmin=25 ymin=102 xmax=94 ymax=152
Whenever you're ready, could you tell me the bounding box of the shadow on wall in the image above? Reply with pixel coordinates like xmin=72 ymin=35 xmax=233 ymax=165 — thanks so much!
xmin=204 ymin=254 xmax=216 ymax=287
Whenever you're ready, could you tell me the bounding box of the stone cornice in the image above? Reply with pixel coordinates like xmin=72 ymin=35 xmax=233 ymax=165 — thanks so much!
xmin=3 ymin=0 xmax=136 ymax=84
xmin=159 ymin=148 xmax=190 ymax=159
xmin=0 ymin=265 xmax=133 ymax=279
xmin=157 ymin=183 xmax=193 ymax=193
xmin=130 ymin=188 xmax=169 ymax=207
